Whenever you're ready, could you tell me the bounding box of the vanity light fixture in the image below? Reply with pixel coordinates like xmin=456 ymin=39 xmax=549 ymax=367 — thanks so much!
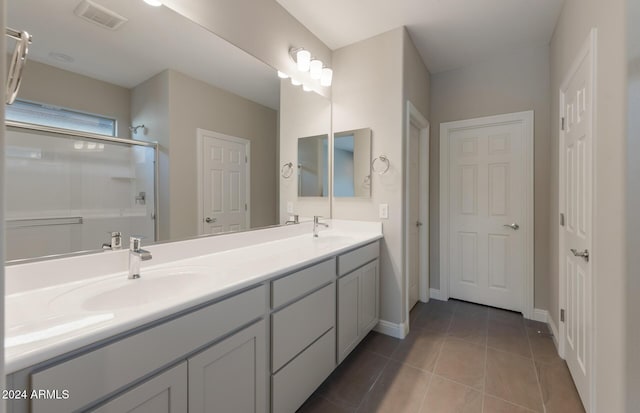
xmin=309 ymin=59 xmax=323 ymax=80
xmin=288 ymin=47 xmax=333 ymax=87
xmin=277 ymin=71 xmax=289 ymax=79
xmin=143 ymin=0 xmax=163 ymax=6
xmin=320 ymin=68 xmax=333 ymax=87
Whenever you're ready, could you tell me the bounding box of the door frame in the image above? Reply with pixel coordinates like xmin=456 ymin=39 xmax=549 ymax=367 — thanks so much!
xmin=196 ymin=128 xmax=251 ymax=235
xmin=558 ymin=28 xmax=597 ymax=412
xmin=404 ymin=101 xmax=430 ymax=323
xmin=438 ymin=111 xmax=534 ymax=319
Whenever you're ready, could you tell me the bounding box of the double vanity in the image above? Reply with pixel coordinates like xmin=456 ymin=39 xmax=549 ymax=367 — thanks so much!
xmin=4 ymin=220 xmax=382 ymax=413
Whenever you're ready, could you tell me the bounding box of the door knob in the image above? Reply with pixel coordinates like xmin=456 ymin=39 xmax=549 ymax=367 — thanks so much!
xmin=570 ymin=248 xmax=589 ymax=262
xmin=205 ymin=217 xmax=217 ymax=223
xmin=503 ymin=223 xmax=520 ymax=230
xmin=416 ymin=221 xmax=423 ymax=227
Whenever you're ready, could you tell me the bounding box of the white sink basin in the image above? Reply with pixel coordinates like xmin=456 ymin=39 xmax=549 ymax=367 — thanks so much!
xmin=50 ymin=266 xmax=217 ymax=312
xmin=311 ymin=233 xmax=357 ymax=246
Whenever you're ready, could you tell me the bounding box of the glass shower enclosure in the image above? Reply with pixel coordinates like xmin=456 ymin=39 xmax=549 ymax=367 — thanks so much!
xmin=5 ymin=121 xmax=158 ymax=262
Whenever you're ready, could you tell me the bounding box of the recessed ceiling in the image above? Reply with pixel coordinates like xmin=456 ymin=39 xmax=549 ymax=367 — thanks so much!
xmin=275 ymin=0 xmax=565 ymax=73
xmin=7 ymin=0 xmax=279 ymax=109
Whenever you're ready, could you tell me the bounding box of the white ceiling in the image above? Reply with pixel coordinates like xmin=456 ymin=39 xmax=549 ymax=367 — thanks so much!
xmin=8 ymin=0 xmax=280 ymax=109
xmin=275 ymin=0 xmax=564 ymax=73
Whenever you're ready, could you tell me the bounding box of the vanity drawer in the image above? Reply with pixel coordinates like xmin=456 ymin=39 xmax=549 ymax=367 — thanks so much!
xmin=338 ymin=241 xmax=379 ymax=276
xmin=271 ymin=258 xmax=335 ymax=308
xmin=271 ymin=282 xmax=335 ymax=372
xmin=271 ymin=328 xmax=335 ymax=413
xmin=30 ymin=285 xmax=266 ymax=413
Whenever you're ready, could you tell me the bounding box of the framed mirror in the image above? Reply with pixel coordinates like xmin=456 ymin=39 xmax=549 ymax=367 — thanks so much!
xmin=297 ymin=135 xmax=329 ymax=197
xmin=333 ymin=128 xmax=372 ymax=198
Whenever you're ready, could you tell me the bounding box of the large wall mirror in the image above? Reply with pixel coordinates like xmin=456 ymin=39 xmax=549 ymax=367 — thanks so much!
xmin=5 ymin=0 xmax=330 ymax=262
xmin=333 ymin=128 xmax=372 ymax=198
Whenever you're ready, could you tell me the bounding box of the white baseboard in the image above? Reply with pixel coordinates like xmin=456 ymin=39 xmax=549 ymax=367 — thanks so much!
xmin=531 ymin=308 xmax=549 ymax=323
xmin=429 ymin=288 xmax=447 ymax=301
xmin=547 ymin=314 xmax=560 ymax=351
xmin=374 ymin=319 xmax=409 ymax=339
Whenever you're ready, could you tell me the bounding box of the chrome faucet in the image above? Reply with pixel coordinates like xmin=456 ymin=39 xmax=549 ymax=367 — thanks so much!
xmin=313 ymin=216 xmax=329 ymax=237
xmin=129 ymin=236 xmax=152 ymax=279
xmin=285 ymin=214 xmax=299 ymax=225
xmin=102 ymin=231 xmax=122 ymax=250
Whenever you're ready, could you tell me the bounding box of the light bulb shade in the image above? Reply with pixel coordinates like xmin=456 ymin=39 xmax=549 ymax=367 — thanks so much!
xmin=320 ymin=67 xmax=333 ymax=87
xmin=291 ymin=78 xmax=302 ymax=86
xmin=277 ymin=71 xmax=289 ymax=79
xmin=143 ymin=0 xmax=163 ymax=6
xmin=296 ymin=49 xmax=311 ymax=72
xmin=310 ymin=59 xmax=323 ymax=79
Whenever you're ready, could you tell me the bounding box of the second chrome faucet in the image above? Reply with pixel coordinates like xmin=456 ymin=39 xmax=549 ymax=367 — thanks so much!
xmin=313 ymin=216 xmax=329 ymax=238
xmin=129 ymin=236 xmax=152 ymax=279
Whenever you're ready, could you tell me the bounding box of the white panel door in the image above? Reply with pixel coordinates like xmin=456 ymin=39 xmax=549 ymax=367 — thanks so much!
xmin=560 ymin=33 xmax=593 ymax=408
xmin=449 ymin=121 xmax=525 ymax=311
xmin=408 ymin=123 xmax=421 ymax=309
xmin=201 ymin=131 xmax=248 ymax=234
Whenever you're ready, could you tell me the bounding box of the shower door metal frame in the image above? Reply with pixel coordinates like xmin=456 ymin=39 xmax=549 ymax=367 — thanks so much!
xmin=5 ymin=120 xmax=160 ymax=262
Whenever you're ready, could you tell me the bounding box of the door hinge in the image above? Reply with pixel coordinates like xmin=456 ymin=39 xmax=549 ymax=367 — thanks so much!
xmin=245 ymin=155 xmax=248 ymax=163
xmin=561 ymin=309 xmax=565 ymax=322
xmin=245 ymin=203 xmax=247 ymax=211
xmin=561 ymin=117 xmax=566 ymax=131
xmin=560 ymin=213 xmax=565 ymax=227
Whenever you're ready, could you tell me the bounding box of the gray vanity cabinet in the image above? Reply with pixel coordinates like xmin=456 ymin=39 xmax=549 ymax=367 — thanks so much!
xmin=188 ymin=320 xmax=267 ymax=413
xmin=337 ymin=242 xmax=380 ymax=363
xmin=89 ymin=362 xmax=188 ymax=413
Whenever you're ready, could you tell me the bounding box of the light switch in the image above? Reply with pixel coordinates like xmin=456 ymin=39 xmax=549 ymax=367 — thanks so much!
xmin=379 ymin=203 xmax=389 ymax=219
xmin=287 ymin=202 xmax=294 ymax=214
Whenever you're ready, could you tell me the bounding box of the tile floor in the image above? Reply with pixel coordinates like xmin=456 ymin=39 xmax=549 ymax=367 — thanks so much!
xmin=297 ymin=299 xmax=585 ymax=413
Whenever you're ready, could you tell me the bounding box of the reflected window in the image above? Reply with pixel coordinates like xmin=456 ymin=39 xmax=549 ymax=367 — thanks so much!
xmin=6 ymin=100 xmax=117 ymax=137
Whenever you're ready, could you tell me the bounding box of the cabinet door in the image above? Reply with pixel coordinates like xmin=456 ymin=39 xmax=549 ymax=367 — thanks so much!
xmin=337 ymin=270 xmax=360 ymax=363
xmin=189 ymin=320 xmax=267 ymax=413
xmin=90 ymin=362 xmax=187 ymax=413
xmin=358 ymin=260 xmax=379 ymax=335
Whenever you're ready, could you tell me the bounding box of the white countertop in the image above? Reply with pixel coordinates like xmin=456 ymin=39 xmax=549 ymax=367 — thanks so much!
xmin=5 ymin=220 xmax=382 ymax=374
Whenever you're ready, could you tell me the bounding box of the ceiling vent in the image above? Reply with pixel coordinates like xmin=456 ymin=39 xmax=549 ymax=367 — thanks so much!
xmin=74 ymin=0 xmax=128 ymax=31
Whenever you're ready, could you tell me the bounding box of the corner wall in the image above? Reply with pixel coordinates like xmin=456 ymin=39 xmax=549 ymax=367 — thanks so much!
xmin=429 ymin=44 xmax=551 ymax=310
xmin=1 ymin=0 xmax=6 ymax=408
xmin=331 ymin=27 xmax=430 ymax=330
xmin=550 ymin=0 xmax=627 ymax=410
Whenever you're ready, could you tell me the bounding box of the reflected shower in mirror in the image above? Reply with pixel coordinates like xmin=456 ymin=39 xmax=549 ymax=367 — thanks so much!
xmin=297 ymin=135 xmax=329 ymax=197
xmin=333 ymin=128 xmax=372 ymax=198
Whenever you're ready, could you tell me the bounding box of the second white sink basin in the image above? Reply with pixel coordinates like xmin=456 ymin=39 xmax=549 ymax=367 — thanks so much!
xmin=50 ymin=266 xmax=217 ymax=312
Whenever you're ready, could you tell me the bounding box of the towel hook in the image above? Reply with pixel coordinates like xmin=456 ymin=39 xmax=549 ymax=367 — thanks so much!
xmin=281 ymin=162 xmax=294 ymax=179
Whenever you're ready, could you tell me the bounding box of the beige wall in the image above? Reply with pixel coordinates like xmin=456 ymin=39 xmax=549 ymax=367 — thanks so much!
xmin=332 ymin=28 xmax=405 ymax=325
xmin=169 ymin=70 xmax=278 ymax=238
xmin=279 ymin=81 xmax=331 ymax=221
xmin=429 ymin=44 xmax=551 ymax=310
xmin=18 ymin=60 xmax=131 ymax=138
xmin=627 ymin=0 xmax=640 ymax=405
xmin=132 ymin=70 xmax=278 ymax=241
xmin=550 ymin=0 xmax=627 ymax=410
xmin=331 ymin=27 xmax=430 ymax=328
xmin=163 ymin=0 xmax=331 ymax=97
xmin=131 ymin=71 xmax=171 ymax=240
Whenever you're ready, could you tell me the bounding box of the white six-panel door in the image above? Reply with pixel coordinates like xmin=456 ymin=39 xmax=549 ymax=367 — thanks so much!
xmin=198 ymin=129 xmax=250 ymax=235
xmin=560 ymin=30 xmax=595 ymax=410
xmin=448 ymin=121 xmax=525 ymax=311
xmin=440 ymin=111 xmax=533 ymax=316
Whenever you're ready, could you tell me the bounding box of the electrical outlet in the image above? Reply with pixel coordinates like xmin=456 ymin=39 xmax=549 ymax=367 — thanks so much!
xmin=287 ymin=202 xmax=294 ymax=214
xmin=379 ymin=203 xmax=389 ymax=219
